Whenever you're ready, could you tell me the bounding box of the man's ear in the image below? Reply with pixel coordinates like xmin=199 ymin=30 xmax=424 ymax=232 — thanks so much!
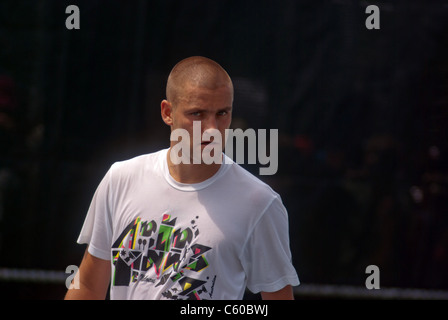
xmin=161 ymin=99 xmax=173 ymax=126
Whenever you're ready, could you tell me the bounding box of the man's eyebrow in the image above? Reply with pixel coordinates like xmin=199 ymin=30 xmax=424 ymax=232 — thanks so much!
xmin=185 ymin=106 xmax=232 ymax=113
xmin=184 ymin=106 xmax=205 ymax=112
xmin=219 ymin=106 xmax=232 ymax=112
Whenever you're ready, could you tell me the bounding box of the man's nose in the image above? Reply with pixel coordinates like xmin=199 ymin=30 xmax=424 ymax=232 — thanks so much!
xmin=202 ymin=115 xmax=218 ymax=131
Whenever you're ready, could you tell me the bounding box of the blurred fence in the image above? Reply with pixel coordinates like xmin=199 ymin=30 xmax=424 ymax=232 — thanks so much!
xmin=1 ymin=267 xmax=447 ymax=300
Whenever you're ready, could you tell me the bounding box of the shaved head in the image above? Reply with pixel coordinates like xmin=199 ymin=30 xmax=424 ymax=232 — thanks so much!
xmin=166 ymin=56 xmax=233 ymax=104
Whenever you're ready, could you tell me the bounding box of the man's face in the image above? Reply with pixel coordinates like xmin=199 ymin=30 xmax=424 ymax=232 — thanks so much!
xmin=166 ymin=83 xmax=233 ymax=157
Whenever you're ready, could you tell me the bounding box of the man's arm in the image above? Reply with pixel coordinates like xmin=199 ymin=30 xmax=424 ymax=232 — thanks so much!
xmin=65 ymin=247 xmax=111 ymax=300
xmin=261 ymin=285 xmax=294 ymax=300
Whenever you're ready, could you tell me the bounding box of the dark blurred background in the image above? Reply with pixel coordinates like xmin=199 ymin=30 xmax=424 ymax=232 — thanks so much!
xmin=0 ymin=0 xmax=447 ymax=299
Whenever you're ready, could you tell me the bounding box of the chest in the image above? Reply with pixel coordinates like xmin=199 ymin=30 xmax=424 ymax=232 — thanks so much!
xmin=110 ymin=186 xmax=253 ymax=266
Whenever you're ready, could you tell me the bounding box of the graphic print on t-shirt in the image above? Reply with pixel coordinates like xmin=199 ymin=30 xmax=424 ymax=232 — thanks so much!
xmin=111 ymin=213 xmax=215 ymax=300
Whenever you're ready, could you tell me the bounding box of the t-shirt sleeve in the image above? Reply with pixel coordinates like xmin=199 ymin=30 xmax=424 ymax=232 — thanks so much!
xmin=240 ymin=196 xmax=300 ymax=293
xmin=77 ymin=166 xmax=115 ymax=261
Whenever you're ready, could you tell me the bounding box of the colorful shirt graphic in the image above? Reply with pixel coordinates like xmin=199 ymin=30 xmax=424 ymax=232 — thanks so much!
xmin=111 ymin=214 xmax=215 ymax=300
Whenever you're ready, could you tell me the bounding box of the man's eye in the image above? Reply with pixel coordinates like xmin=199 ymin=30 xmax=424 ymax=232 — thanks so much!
xmin=190 ymin=112 xmax=201 ymax=116
xmin=217 ymin=111 xmax=227 ymax=116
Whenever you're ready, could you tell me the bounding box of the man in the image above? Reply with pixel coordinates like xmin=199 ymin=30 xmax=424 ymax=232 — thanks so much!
xmin=65 ymin=56 xmax=299 ymax=300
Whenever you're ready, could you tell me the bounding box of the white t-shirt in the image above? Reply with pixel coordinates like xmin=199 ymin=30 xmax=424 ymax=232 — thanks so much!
xmin=77 ymin=148 xmax=299 ymax=300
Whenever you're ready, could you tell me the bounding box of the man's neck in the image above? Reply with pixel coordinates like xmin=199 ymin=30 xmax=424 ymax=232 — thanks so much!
xmin=166 ymin=148 xmax=222 ymax=184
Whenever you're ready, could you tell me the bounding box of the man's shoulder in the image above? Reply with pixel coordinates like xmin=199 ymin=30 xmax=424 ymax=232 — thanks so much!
xmin=221 ymin=163 xmax=287 ymax=220
xmin=226 ymin=161 xmax=279 ymax=199
xmin=109 ymin=148 xmax=167 ymax=177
